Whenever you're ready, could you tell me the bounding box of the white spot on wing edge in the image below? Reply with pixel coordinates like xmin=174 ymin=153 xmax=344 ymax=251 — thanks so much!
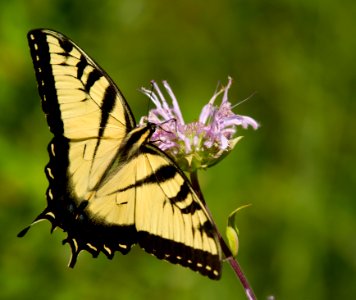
xmin=118 ymin=243 xmax=128 ymax=249
xmin=45 ymin=211 xmax=55 ymax=218
xmin=103 ymin=245 xmax=112 ymax=255
xmin=86 ymin=243 xmax=98 ymax=252
xmin=72 ymin=238 xmax=79 ymax=252
xmin=47 ymin=167 xmax=54 ymax=179
xmin=50 ymin=143 xmax=55 ymax=156
xmin=48 ymin=189 xmax=54 ymax=200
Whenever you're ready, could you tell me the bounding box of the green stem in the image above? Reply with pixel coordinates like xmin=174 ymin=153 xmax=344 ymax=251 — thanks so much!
xmin=190 ymin=171 xmax=257 ymax=300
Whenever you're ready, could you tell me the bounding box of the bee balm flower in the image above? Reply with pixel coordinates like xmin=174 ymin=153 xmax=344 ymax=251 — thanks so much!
xmin=140 ymin=77 xmax=259 ymax=172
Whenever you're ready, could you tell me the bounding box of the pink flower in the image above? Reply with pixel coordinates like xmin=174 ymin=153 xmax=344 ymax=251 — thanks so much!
xmin=140 ymin=77 xmax=259 ymax=171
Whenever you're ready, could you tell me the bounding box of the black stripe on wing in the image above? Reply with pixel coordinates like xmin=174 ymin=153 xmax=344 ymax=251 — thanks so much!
xmin=85 ymin=68 xmax=102 ymax=92
xmin=76 ymin=55 xmax=87 ymax=79
xmin=87 ymin=83 xmax=119 ymax=163
xmin=115 ymin=163 xmax=202 ymax=214
xmin=58 ymin=33 xmax=74 ymax=52
xmin=117 ymin=165 xmax=175 ymax=191
xmin=98 ymin=84 xmax=117 ymax=136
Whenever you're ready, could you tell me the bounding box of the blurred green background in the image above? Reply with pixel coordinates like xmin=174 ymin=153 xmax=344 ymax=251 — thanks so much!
xmin=1 ymin=0 xmax=355 ymax=299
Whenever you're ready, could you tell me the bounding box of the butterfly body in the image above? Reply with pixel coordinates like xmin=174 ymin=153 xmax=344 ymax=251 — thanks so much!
xmin=19 ymin=29 xmax=222 ymax=279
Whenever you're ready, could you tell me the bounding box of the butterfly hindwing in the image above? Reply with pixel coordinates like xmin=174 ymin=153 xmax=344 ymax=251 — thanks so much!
xmin=136 ymin=145 xmax=221 ymax=278
xmin=20 ymin=29 xmax=222 ymax=279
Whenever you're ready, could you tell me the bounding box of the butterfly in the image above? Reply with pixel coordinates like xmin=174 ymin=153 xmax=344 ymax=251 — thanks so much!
xmin=18 ymin=29 xmax=222 ymax=279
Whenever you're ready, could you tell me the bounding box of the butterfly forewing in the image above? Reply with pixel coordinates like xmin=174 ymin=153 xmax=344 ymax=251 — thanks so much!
xmin=20 ymin=29 xmax=222 ymax=279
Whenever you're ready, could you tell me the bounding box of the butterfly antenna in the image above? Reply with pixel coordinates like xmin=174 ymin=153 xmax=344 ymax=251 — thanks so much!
xmin=145 ymin=81 xmax=155 ymax=118
xmin=159 ymin=118 xmax=176 ymax=131
xmin=232 ymin=91 xmax=258 ymax=109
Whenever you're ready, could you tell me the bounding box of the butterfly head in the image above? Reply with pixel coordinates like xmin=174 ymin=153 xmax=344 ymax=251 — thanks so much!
xmin=146 ymin=122 xmax=157 ymax=136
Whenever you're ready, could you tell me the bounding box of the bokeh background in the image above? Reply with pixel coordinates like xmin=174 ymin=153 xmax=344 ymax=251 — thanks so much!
xmin=1 ymin=0 xmax=355 ymax=299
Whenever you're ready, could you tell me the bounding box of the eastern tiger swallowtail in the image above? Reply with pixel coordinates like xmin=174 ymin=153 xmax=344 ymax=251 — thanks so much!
xmin=18 ymin=29 xmax=222 ymax=279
